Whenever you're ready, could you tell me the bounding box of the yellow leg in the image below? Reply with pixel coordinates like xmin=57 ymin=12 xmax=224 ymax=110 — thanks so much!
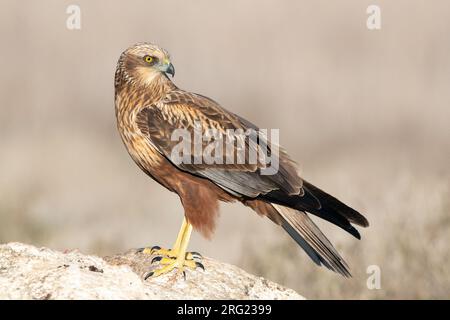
xmin=172 ymin=217 xmax=189 ymax=252
xmin=142 ymin=217 xmax=204 ymax=279
xmin=178 ymin=222 xmax=192 ymax=257
xmin=142 ymin=217 xmax=188 ymax=257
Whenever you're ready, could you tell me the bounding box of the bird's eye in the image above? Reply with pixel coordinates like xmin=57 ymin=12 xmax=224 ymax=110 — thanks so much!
xmin=144 ymin=55 xmax=154 ymax=64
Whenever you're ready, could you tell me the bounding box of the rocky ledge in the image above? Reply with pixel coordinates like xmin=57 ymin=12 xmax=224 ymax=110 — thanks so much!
xmin=0 ymin=242 xmax=304 ymax=300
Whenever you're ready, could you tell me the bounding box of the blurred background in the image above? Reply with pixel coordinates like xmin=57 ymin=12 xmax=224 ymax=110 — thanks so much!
xmin=0 ymin=0 xmax=449 ymax=299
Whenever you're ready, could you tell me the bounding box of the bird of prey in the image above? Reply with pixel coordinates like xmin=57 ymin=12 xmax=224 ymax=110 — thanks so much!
xmin=114 ymin=43 xmax=369 ymax=278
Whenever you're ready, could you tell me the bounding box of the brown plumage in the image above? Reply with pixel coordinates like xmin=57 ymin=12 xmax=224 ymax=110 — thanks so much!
xmin=114 ymin=43 xmax=369 ymax=277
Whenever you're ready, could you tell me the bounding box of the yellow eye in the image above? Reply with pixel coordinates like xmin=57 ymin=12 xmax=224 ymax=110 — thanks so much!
xmin=144 ymin=55 xmax=153 ymax=64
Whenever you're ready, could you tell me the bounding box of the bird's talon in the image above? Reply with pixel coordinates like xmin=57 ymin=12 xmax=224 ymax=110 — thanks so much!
xmin=139 ymin=246 xmax=177 ymax=257
xmin=150 ymin=246 xmax=162 ymax=254
xmin=140 ymin=245 xmax=203 ymax=266
xmin=186 ymin=251 xmax=203 ymax=261
xmin=195 ymin=262 xmax=205 ymax=271
xmin=151 ymin=256 xmax=162 ymax=264
xmin=144 ymin=255 xmax=203 ymax=280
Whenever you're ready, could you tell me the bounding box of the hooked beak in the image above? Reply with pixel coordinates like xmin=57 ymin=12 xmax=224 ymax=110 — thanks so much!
xmin=164 ymin=62 xmax=175 ymax=77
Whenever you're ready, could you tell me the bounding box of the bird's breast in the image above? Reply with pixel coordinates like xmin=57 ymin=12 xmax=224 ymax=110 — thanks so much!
xmin=115 ymin=95 xmax=164 ymax=170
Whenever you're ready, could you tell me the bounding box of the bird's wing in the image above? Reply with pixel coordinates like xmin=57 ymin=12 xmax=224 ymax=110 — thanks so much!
xmin=136 ymin=90 xmax=368 ymax=239
xmin=136 ymin=90 xmax=303 ymax=198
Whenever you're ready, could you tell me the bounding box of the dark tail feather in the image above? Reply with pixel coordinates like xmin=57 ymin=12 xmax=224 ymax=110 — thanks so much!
xmin=302 ymin=181 xmax=369 ymax=227
xmin=261 ymin=180 xmax=368 ymax=239
xmin=273 ymin=204 xmax=351 ymax=277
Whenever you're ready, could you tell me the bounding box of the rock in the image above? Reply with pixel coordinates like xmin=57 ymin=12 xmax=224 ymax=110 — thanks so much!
xmin=0 ymin=242 xmax=304 ymax=300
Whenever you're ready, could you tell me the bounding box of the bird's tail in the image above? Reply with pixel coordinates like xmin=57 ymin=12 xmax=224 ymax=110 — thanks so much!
xmin=272 ymin=204 xmax=352 ymax=277
xmin=262 ymin=180 xmax=369 ymax=239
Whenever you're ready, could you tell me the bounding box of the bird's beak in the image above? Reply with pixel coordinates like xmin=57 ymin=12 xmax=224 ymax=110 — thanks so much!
xmin=164 ymin=62 xmax=175 ymax=77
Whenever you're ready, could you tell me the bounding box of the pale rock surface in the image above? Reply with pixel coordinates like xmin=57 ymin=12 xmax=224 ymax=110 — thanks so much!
xmin=0 ymin=242 xmax=304 ymax=300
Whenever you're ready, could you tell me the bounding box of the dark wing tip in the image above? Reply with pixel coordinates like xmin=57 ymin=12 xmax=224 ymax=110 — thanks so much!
xmin=359 ymin=215 xmax=370 ymax=227
xmin=343 ymin=205 xmax=370 ymax=228
xmin=301 ymin=181 xmax=370 ymax=232
xmin=348 ymin=225 xmax=361 ymax=240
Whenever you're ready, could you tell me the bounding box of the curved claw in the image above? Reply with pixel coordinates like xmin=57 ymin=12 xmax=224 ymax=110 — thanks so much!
xmin=138 ymin=246 xmax=161 ymax=254
xmin=195 ymin=262 xmax=205 ymax=271
xmin=186 ymin=251 xmax=203 ymax=262
xmin=190 ymin=251 xmax=202 ymax=258
xmin=151 ymin=256 xmax=162 ymax=264
xmin=190 ymin=252 xmax=202 ymax=261
xmin=150 ymin=245 xmax=161 ymax=253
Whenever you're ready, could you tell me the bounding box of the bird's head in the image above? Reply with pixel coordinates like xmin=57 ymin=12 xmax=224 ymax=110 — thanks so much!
xmin=115 ymin=42 xmax=175 ymax=88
